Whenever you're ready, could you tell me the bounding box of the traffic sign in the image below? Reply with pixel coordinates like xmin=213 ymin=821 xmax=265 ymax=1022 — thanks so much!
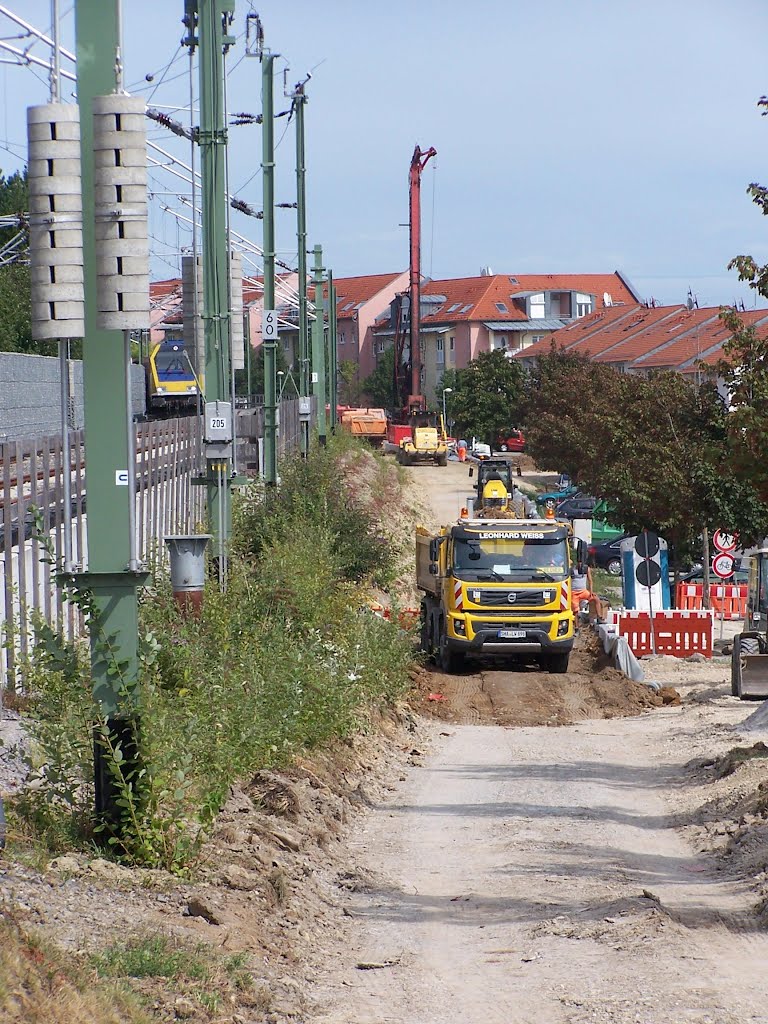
xmin=262 ymin=308 xmax=278 ymax=341
xmin=712 ymin=552 xmax=735 ymax=579
xmin=712 ymin=530 xmax=738 ymax=553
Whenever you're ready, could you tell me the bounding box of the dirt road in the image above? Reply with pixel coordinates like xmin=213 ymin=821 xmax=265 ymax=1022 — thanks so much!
xmin=308 ymin=459 xmax=768 ymax=1024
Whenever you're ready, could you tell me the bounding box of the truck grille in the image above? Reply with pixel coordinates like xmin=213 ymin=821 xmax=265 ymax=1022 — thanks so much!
xmin=467 ymin=588 xmax=554 ymax=608
xmin=471 ymin=620 xmax=548 ymax=632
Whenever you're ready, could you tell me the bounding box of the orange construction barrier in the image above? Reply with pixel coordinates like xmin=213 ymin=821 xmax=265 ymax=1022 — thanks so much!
xmin=674 ymin=582 xmax=746 ymax=619
xmin=618 ymin=609 xmax=713 ymax=658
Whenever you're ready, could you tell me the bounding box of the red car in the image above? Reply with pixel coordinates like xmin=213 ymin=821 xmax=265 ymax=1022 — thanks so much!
xmin=496 ymin=429 xmax=525 ymax=453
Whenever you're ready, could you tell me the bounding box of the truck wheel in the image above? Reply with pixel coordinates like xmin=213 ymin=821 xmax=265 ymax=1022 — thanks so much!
xmin=438 ymin=632 xmax=465 ymax=673
xmin=436 ymin=454 xmax=447 ymax=467
xmin=544 ymin=652 xmax=570 ymax=674
xmin=420 ymin=606 xmax=431 ymax=656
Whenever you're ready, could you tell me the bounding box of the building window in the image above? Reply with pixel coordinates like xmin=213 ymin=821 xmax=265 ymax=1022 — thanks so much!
xmin=530 ymin=334 xmax=545 ymax=344
xmin=449 ymin=336 xmax=455 ymax=351
xmin=419 ymin=339 xmax=426 ymax=356
xmin=376 ymin=340 xmax=386 ymax=355
xmin=530 ymin=292 xmax=545 ymax=319
xmin=436 ymin=337 xmax=444 ymax=364
xmin=576 ymin=292 xmax=594 ymax=318
xmin=338 ymin=331 xmax=345 ymax=345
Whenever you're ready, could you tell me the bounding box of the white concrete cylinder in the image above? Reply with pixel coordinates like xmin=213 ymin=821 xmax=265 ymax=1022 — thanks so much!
xmin=92 ymin=94 xmax=149 ymax=331
xmin=26 ymin=103 xmax=85 ymax=340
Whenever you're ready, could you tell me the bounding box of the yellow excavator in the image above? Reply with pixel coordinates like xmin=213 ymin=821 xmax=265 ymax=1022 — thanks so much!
xmin=732 ymin=550 xmax=768 ymax=699
xmin=397 ymin=410 xmax=448 ymax=467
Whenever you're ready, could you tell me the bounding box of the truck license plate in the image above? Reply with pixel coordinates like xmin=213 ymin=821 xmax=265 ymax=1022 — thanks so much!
xmin=498 ymin=629 xmax=526 ymax=639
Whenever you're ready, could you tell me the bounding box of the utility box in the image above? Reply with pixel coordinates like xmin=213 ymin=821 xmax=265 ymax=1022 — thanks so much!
xmin=204 ymin=401 xmax=233 ymax=460
xmin=299 ymin=396 xmax=312 ymax=421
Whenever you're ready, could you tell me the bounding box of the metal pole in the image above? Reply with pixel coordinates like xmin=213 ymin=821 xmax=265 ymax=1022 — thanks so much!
xmin=328 ymin=272 xmax=338 ymax=431
xmin=262 ymin=51 xmax=278 ymax=485
xmin=245 ymin=310 xmax=252 ymax=401
xmin=311 ymin=244 xmax=327 ymax=445
xmin=642 ymin=531 xmax=656 ymax=656
xmin=58 ymin=339 xmax=73 ymax=570
xmin=124 ymin=332 xmax=138 ymax=572
xmin=50 ymin=0 xmax=60 ymax=101
xmin=294 ymin=82 xmax=309 ymax=455
xmin=191 ymin=0 xmax=234 ymax=561
xmin=75 ymin=0 xmax=146 ymax=832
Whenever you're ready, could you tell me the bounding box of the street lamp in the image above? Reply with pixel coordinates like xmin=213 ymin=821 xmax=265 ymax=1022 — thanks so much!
xmin=442 ymin=386 xmax=453 ymax=435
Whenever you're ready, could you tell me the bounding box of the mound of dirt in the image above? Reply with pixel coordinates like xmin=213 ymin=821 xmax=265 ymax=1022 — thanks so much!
xmin=411 ymin=633 xmax=679 ymax=728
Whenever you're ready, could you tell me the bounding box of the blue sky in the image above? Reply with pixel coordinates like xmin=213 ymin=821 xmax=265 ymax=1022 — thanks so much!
xmin=2 ymin=1 xmax=768 ymax=307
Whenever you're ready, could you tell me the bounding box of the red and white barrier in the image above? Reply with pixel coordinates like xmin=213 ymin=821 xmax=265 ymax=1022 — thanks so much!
xmin=617 ymin=608 xmax=713 ymax=658
xmin=675 ymin=582 xmax=746 ymax=619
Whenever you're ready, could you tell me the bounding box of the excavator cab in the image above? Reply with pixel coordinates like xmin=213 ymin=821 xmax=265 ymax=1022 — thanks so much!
xmin=731 ymin=550 xmax=768 ymax=700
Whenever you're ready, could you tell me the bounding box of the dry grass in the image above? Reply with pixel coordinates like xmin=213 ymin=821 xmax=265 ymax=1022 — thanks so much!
xmin=0 ymin=912 xmax=149 ymax=1024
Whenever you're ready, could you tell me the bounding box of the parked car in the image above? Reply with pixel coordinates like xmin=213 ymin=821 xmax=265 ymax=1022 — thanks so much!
xmin=537 ymin=483 xmax=578 ymax=506
xmin=678 ymin=563 xmax=748 ymax=586
xmin=588 ymin=535 xmax=631 ymax=575
xmin=495 ymin=429 xmax=525 ymax=453
xmin=555 ymin=492 xmax=598 ymax=520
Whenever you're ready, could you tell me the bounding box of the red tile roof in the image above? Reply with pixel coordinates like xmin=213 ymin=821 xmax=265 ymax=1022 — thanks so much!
xmin=331 ymin=272 xmax=407 ymax=319
xmin=518 ymin=304 xmax=640 ymax=359
xmin=418 ymin=272 xmax=639 ymax=325
xmin=516 ymin=303 xmax=768 ymax=375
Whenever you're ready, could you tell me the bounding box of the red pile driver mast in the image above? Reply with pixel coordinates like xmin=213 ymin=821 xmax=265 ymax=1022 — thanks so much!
xmin=408 ymin=144 xmax=436 ymax=407
xmin=394 ymin=144 xmax=436 ymax=413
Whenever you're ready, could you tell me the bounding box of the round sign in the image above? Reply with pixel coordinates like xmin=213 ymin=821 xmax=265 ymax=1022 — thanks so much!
xmin=712 ymin=530 xmax=738 ymax=553
xmin=634 ymin=531 xmax=659 ymax=559
xmin=636 ymin=560 xmax=661 ymax=587
xmin=712 ymin=552 xmax=735 ymax=579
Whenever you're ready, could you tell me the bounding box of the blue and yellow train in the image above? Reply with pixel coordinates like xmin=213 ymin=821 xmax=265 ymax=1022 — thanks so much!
xmin=145 ymin=339 xmax=201 ymax=416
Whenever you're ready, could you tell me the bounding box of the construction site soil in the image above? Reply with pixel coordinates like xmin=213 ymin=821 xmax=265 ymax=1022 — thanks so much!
xmin=410 ymin=632 xmax=680 ymax=729
xmin=5 ymin=454 xmax=768 ymax=1023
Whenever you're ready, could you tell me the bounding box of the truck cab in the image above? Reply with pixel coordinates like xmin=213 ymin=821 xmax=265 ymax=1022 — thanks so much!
xmin=417 ymin=517 xmax=579 ymax=673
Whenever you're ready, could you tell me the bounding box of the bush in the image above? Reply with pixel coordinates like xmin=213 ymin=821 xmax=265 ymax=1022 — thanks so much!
xmin=11 ymin=436 xmax=414 ymax=870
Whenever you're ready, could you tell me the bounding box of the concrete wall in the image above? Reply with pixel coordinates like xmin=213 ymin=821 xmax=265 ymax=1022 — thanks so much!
xmin=0 ymin=352 xmax=146 ymax=440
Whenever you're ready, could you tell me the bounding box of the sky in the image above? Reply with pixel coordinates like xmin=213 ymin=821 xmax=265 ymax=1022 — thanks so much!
xmin=2 ymin=1 xmax=768 ymax=309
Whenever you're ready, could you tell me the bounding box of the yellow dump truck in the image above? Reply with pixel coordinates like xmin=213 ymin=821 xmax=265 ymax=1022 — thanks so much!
xmin=417 ymin=517 xmax=581 ymax=673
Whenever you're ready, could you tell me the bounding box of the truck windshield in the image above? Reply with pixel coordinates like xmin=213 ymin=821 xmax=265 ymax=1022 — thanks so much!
xmin=453 ymin=537 xmax=569 ymax=582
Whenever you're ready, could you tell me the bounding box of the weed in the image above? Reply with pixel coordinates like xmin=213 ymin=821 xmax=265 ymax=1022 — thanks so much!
xmin=91 ymin=933 xmax=210 ymax=981
xmin=0 ymin=912 xmax=150 ymax=1024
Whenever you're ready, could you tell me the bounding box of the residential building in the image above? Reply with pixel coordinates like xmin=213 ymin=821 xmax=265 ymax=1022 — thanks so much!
xmin=372 ymin=271 xmax=640 ymax=401
xmin=515 ymin=302 xmax=768 ymax=400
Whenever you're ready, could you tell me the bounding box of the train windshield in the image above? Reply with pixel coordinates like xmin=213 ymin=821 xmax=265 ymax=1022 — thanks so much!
xmin=155 ymin=350 xmax=193 ymax=379
xmin=453 ymin=536 xmax=569 ymax=582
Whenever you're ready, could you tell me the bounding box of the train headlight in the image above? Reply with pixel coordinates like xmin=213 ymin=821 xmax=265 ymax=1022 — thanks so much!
xmin=156 ymin=386 xmax=166 ymax=394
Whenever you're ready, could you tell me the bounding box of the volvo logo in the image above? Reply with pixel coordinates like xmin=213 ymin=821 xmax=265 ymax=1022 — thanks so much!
xmin=507 ymin=592 xmax=517 ymax=604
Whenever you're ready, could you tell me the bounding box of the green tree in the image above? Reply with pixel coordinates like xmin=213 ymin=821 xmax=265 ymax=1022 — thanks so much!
xmin=0 ymin=264 xmax=35 ymax=353
xmin=520 ymin=348 xmax=768 ymax=567
xmin=0 ymin=169 xmax=27 ymax=247
xmin=338 ymin=358 xmax=363 ymax=406
xmin=235 ymin=341 xmax=288 ymax=397
xmin=361 ymin=345 xmax=396 ymax=409
xmin=520 ymin=347 xmax=620 ymax=483
xmin=446 ymin=349 xmax=525 ymax=445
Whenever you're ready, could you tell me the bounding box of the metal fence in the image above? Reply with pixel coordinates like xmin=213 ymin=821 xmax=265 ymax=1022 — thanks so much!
xmin=0 ymin=399 xmax=309 ymax=685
